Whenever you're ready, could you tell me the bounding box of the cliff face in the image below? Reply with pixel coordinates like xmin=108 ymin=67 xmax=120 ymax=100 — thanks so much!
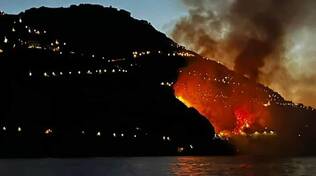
xmin=0 ymin=5 xmax=234 ymax=156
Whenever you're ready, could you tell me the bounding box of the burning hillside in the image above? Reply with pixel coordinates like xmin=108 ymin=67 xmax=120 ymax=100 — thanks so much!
xmin=172 ymin=0 xmax=316 ymax=109
xmin=174 ymin=56 xmax=272 ymax=135
xmin=173 ymin=54 xmax=316 ymax=139
xmin=171 ymin=0 xmax=316 ymax=154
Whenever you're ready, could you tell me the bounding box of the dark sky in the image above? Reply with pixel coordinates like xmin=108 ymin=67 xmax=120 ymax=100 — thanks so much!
xmin=0 ymin=0 xmax=187 ymax=32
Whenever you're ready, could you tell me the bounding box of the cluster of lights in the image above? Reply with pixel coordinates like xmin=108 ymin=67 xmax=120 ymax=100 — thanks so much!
xmin=17 ymin=20 xmax=47 ymax=36
xmin=11 ymin=18 xmax=47 ymax=46
xmin=217 ymin=130 xmax=277 ymax=138
xmin=132 ymin=50 xmax=195 ymax=59
xmin=0 ymin=17 xmax=47 ymax=52
xmin=0 ymin=125 xmax=147 ymax=138
xmin=32 ymin=67 xmax=130 ymax=78
xmin=177 ymin=67 xmax=316 ymax=112
xmin=0 ymin=18 xmax=136 ymax=79
xmin=262 ymin=88 xmax=315 ymax=111
xmin=160 ymin=81 xmax=174 ymax=87
xmin=111 ymin=132 xmax=126 ymax=138
xmin=247 ymin=130 xmax=276 ymax=137
xmin=132 ymin=51 xmax=151 ymax=58
xmin=0 ymin=16 xmax=198 ymax=87
xmin=45 ymin=128 xmax=53 ymax=135
xmin=177 ymin=144 xmax=194 ymax=153
xmin=162 ymin=136 xmax=171 ymax=141
xmin=1 ymin=125 xmax=24 ymax=132
xmin=2 ymin=14 xmax=314 ymax=145
xmin=1 ymin=122 xmax=176 ymax=140
xmin=274 ymin=101 xmax=315 ymax=111
xmin=202 ymin=57 xmax=225 ymax=65
xmin=180 ymin=70 xmax=246 ymax=104
xmin=2 ymin=16 xmax=131 ymax=66
xmin=176 ymin=52 xmax=195 ymax=57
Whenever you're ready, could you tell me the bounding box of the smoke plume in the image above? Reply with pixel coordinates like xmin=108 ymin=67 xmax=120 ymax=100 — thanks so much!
xmin=172 ymin=0 xmax=316 ymax=107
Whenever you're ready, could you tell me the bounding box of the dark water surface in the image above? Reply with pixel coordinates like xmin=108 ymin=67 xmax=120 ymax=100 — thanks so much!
xmin=0 ymin=156 xmax=315 ymax=176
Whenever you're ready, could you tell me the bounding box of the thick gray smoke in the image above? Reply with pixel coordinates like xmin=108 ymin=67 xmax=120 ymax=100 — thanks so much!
xmin=172 ymin=0 xmax=316 ymax=107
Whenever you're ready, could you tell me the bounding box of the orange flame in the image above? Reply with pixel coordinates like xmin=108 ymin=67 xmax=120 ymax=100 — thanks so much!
xmin=176 ymin=96 xmax=192 ymax=108
xmin=173 ymin=58 xmax=271 ymax=135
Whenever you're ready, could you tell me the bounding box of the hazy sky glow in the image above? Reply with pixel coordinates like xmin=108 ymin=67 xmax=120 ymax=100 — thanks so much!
xmin=0 ymin=0 xmax=186 ymax=31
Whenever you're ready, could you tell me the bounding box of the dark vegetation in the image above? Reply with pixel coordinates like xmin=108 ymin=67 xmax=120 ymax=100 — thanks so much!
xmin=0 ymin=4 xmax=234 ymax=157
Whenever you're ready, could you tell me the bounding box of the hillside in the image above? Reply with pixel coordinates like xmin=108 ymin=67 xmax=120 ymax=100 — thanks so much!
xmin=0 ymin=5 xmax=233 ymax=157
xmin=0 ymin=4 xmax=315 ymax=156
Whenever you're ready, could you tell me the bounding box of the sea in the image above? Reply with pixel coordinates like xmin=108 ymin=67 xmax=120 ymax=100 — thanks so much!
xmin=0 ymin=156 xmax=315 ymax=176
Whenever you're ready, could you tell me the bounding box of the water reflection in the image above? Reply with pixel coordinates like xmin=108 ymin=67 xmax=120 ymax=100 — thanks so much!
xmin=0 ymin=156 xmax=315 ymax=176
xmin=170 ymin=156 xmax=316 ymax=176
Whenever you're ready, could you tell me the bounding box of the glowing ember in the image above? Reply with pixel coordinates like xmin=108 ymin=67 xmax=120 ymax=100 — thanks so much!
xmin=176 ymin=96 xmax=192 ymax=108
xmin=233 ymin=106 xmax=254 ymax=134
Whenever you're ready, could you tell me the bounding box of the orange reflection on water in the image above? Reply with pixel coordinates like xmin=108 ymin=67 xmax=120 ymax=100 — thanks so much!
xmin=169 ymin=156 xmax=261 ymax=176
xmin=170 ymin=157 xmax=212 ymax=175
xmin=168 ymin=156 xmax=311 ymax=176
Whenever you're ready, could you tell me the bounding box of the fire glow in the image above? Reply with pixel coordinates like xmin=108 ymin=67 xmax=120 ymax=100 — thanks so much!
xmin=176 ymin=96 xmax=192 ymax=108
xmin=174 ymin=57 xmax=272 ymax=136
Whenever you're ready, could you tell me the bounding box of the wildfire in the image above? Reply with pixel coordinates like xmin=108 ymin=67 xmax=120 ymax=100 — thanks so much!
xmin=173 ymin=57 xmax=272 ymax=136
xmin=176 ymin=96 xmax=192 ymax=108
xmin=233 ymin=105 xmax=254 ymax=134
